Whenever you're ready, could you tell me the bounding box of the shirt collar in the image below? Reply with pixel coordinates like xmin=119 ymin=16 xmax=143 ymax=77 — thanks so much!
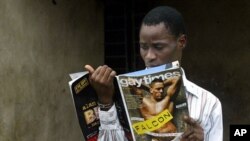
xmin=181 ymin=68 xmax=200 ymax=98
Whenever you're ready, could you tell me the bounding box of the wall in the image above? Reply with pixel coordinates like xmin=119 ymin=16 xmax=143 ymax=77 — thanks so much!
xmin=0 ymin=0 xmax=103 ymax=141
xmin=152 ymin=0 xmax=250 ymax=140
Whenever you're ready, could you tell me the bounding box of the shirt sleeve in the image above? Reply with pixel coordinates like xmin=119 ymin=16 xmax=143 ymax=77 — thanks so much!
xmin=206 ymin=98 xmax=223 ymax=141
xmin=98 ymin=104 xmax=128 ymax=141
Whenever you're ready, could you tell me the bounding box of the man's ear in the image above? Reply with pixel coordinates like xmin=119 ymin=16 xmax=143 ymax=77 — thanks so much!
xmin=177 ymin=34 xmax=187 ymax=49
xmin=149 ymin=88 xmax=153 ymax=94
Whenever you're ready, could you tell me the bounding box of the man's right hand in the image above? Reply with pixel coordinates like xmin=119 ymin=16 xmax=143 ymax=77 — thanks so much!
xmin=84 ymin=65 xmax=116 ymax=104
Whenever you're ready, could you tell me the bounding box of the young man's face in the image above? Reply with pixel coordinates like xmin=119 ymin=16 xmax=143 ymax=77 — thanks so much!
xmin=139 ymin=22 xmax=186 ymax=68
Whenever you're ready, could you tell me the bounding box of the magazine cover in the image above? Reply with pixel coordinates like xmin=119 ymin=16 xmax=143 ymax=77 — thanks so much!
xmin=116 ymin=61 xmax=189 ymax=141
xmin=69 ymin=72 xmax=100 ymax=141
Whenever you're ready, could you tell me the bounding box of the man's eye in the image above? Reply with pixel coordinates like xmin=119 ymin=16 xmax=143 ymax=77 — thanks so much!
xmin=140 ymin=44 xmax=148 ymax=50
xmin=154 ymin=44 xmax=163 ymax=50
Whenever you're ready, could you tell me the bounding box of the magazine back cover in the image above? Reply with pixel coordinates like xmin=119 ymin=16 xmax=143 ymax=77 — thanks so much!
xmin=69 ymin=72 xmax=100 ymax=141
xmin=116 ymin=62 xmax=189 ymax=141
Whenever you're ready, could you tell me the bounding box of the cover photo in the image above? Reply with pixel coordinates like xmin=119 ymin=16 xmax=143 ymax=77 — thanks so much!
xmin=116 ymin=62 xmax=189 ymax=141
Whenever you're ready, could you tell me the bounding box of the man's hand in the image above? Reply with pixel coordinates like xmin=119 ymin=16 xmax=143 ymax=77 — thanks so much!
xmin=84 ymin=65 xmax=116 ymax=104
xmin=181 ymin=115 xmax=204 ymax=141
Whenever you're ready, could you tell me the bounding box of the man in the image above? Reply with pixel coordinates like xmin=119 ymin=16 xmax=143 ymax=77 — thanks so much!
xmin=85 ymin=6 xmax=223 ymax=141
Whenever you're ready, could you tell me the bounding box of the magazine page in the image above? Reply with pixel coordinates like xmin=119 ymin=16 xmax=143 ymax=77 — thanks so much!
xmin=116 ymin=62 xmax=189 ymax=141
xmin=69 ymin=72 xmax=100 ymax=141
xmin=113 ymin=80 xmax=133 ymax=141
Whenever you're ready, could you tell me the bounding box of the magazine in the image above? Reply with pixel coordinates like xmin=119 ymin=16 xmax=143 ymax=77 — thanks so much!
xmin=116 ymin=61 xmax=189 ymax=141
xmin=69 ymin=72 xmax=100 ymax=141
xmin=69 ymin=61 xmax=189 ymax=141
xmin=68 ymin=72 xmax=132 ymax=141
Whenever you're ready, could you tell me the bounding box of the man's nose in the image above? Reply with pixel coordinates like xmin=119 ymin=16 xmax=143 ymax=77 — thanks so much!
xmin=145 ymin=48 xmax=156 ymax=60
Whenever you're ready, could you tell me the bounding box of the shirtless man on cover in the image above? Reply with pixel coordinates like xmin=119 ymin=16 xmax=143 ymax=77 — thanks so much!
xmin=132 ymin=76 xmax=181 ymax=133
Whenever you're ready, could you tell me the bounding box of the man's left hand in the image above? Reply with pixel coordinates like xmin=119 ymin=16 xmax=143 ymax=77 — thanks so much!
xmin=181 ymin=115 xmax=204 ymax=141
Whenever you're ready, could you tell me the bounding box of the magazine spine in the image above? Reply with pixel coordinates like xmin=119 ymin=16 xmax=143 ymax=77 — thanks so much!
xmin=115 ymin=76 xmax=136 ymax=141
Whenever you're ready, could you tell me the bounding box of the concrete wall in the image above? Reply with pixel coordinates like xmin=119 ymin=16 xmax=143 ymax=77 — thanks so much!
xmin=0 ymin=0 xmax=103 ymax=141
xmin=151 ymin=0 xmax=250 ymax=140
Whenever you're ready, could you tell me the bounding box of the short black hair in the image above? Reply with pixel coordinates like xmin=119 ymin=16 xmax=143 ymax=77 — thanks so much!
xmin=141 ymin=6 xmax=186 ymax=37
xmin=150 ymin=78 xmax=164 ymax=87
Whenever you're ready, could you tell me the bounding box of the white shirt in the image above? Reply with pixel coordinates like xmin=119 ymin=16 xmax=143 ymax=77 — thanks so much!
xmin=182 ymin=70 xmax=223 ymax=141
xmin=98 ymin=70 xmax=223 ymax=141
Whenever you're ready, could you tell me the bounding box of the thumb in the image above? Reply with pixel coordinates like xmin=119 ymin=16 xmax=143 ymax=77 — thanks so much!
xmin=84 ymin=64 xmax=95 ymax=74
xmin=183 ymin=115 xmax=196 ymax=126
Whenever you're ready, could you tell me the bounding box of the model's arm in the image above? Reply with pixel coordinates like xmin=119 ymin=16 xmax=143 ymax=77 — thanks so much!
xmin=164 ymin=76 xmax=181 ymax=97
xmin=128 ymin=78 xmax=149 ymax=96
